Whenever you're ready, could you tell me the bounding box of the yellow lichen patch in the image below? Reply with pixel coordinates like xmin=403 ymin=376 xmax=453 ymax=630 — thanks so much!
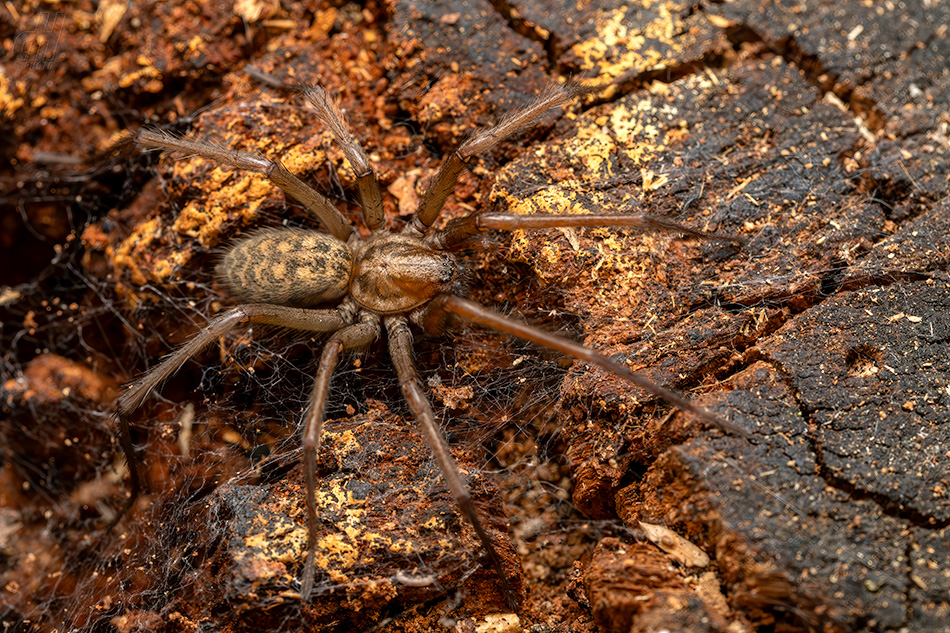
xmin=515 ymin=103 xmax=667 ymax=195
xmin=571 ymin=8 xmax=659 ymax=76
xmin=115 ymin=182 xmax=284 ymax=303
xmin=570 ymin=124 xmax=616 ymax=177
xmin=147 ymin=249 xmax=189 ymax=284
xmin=641 ymin=168 xmax=669 ymax=192
xmin=318 ymin=480 xmax=366 ymax=519
xmin=112 ymin=216 xmax=188 ymax=293
xmin=610 ymin=99 xmax=670 ymax=165
xmin=388 ymin=539 xmax=418 ymax=554
xmin=498 ymin=182 xmax=581 ymax=217
xmin=496 ymin=185 xmax=585 ymax=282
xmin=113 ymin=152 xmax=285 ymax=302
xmin=581 ymin=232 xmax=666 ymax=325
xmin=608 ymin=101 xmax=648 ymax=146
xmin=238 ymin=533 xmax=271 ymax=558
xmin=326 ymin=429 xmax=360 ymax=458
xmin=111 ymin=219 xmax=160 ymax=287
xmin=315 ymin=532 xmax=360 ymax=569
xmin=327 ymin=569 xmax=350 ymax=584
xmin=279 ymin=143 xmax=329 ymax=179
xmin=491 ymin=85 xmax=686 ymax=290
xmin=172 ymin=167 xmax=274 ymax=247
xmin=362 ymin=531 xmax=388 ymax=546
xmin=569 ymin=1 xmax=715 ymax=84
xmin=423 ymin=515 xmax=445 ymax=531
xmin=498 ymin=182 xmax=651 ymax=285
xmin=231 ymin=515 xmax=305 ymax=590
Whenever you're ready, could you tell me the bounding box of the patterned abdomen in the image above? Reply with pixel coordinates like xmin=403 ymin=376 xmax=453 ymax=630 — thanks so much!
xmin=217 ymin=228 xmax=353 ymax=307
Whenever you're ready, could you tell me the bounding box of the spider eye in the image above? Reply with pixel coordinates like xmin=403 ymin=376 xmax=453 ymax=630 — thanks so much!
xmin=440 ymin=260 xmax=456 ymax=284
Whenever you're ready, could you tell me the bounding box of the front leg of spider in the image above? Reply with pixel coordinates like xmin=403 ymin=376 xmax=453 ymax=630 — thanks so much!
xmin=115 ymin=79 xmax=742 ymax=617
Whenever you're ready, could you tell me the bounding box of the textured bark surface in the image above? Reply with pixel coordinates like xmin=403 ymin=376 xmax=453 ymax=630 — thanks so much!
xmin=1 ymin=1 xmax=948 ymax=632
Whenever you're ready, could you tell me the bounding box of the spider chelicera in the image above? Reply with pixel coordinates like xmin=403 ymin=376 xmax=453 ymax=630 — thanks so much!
xmin=113 ymin=80 xmax=744 ymax=608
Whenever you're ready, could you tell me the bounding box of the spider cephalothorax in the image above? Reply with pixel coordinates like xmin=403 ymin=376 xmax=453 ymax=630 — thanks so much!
xmin=113 ymin=80 xmax=743 ymax=609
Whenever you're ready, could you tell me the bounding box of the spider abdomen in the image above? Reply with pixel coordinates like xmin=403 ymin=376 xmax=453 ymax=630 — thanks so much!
xmin=216 ymin=227 xmax=353 ymax=307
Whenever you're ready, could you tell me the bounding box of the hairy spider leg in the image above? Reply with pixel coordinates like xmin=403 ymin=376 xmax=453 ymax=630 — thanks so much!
xmin=438 ymin=295 xmax=748 ymax=438
xmin=136 ymin=130 xmax=352 ymax=241
xmin=409 ymin=82 xmax=589 ymax=234
xmin=110 ymin=305 xmax=349 ymax=532
xmin=429 ymin=211 xmax=746 ymax=251
xmin=386 ymin=315 xmax=520 ymax=610
xmin=300 ymin=314 xmax=381 ymax=600
xmin=304 ymin=86 xmax=385 ymax=231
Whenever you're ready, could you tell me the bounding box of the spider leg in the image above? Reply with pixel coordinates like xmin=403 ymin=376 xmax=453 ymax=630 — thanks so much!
xmin=409 ymin=82 xmax=589 ymax=233
xmin=428 ymin=211 xmax=745 ymax=250
xmin=304 ymin=86 xmax=385 ymax=231
xmin=300 ymin=315 xmax=381 ymax=601
xmin=117 ymin=305 xmax=348 ymax=416
xmin=137 ymin=130 xmax=352 ymax=241
xmin=110 ymin=304 xmax=348 ymax=531
xmin=385 ymin=314 xmax=520 ymax=610
xmin=106 ymin=411 xmax=143 ymax=534
xmin=437 ymin=295 xmax=749 ymax=438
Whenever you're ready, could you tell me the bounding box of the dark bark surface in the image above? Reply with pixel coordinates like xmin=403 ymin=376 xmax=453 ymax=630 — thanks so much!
xmin=1 ymin=1 xmax=948 ymax=632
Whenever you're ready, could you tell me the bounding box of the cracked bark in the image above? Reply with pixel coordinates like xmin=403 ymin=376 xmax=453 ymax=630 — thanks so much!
xmin=2 ymin=0 xmax=948 ymax=632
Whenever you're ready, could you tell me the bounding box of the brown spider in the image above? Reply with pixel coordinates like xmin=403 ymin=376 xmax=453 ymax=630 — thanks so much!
xmin=113 ymin=80 xmax=744 ymax=609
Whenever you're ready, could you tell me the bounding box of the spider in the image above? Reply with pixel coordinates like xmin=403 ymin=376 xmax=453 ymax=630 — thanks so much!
xmin=113 ymin=80 xmax=744 ymax=609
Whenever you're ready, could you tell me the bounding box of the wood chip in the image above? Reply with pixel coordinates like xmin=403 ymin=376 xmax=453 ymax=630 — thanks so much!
xmin=639 ymin=521 xmax=710 ymax=568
